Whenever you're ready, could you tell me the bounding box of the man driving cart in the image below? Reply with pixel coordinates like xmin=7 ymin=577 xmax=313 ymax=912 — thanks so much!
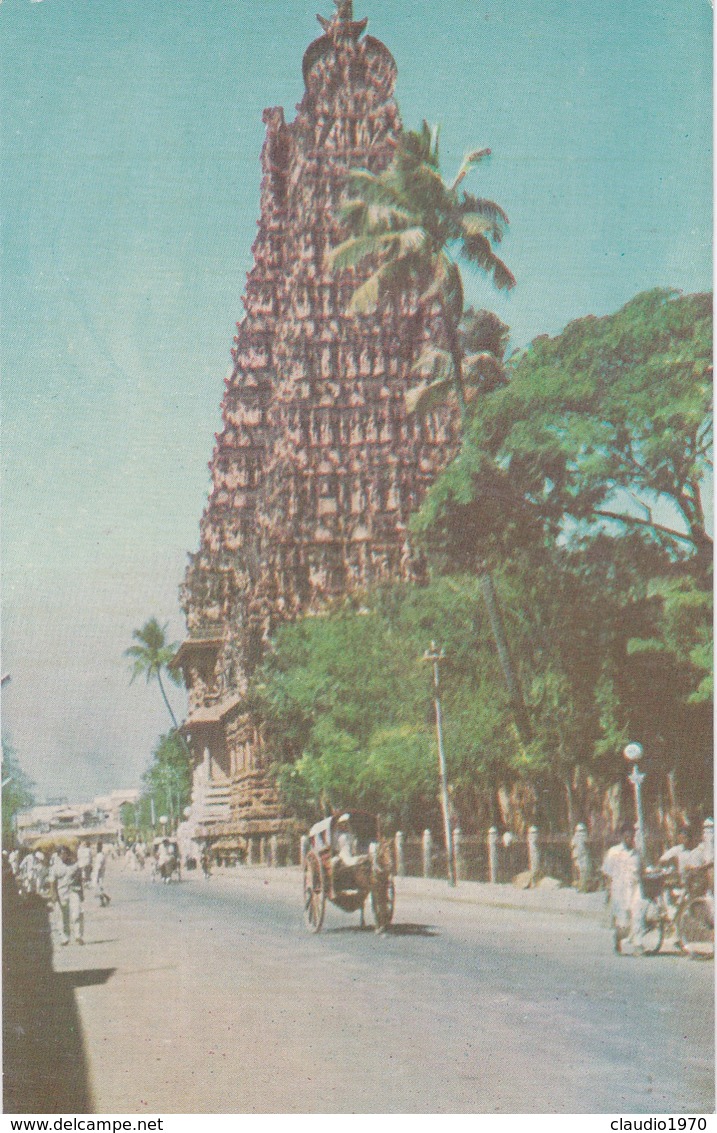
xmin=330 ymin=813 xmax=370 ymax=899
xmin=303 ymin=810 xmax=395 ymax=933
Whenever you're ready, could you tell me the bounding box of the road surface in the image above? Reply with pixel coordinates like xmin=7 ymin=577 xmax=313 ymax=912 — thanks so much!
xmin=48 ymin=864 xmax=713 ymax=1114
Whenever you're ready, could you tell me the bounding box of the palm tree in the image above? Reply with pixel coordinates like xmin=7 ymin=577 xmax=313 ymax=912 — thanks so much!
xmin=328 ymin=120 xmax=515 ymax=425
xmin=330 ymin=123 xmax=530 ymax=742
xmin=125 ymin=618 xmax=184 ymax=732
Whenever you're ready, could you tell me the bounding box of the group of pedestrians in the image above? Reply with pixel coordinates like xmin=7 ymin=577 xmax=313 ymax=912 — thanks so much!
xmin=123 ymin=840 xmax=150 ymax=871
xmin=602 ymin=821 xmax=714 ymax=955
xmin=7 ymin=840 xmax=111 ymax=947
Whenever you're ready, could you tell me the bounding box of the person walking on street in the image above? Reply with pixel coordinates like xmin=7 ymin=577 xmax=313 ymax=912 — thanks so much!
xmin=602 ymin=822 xmax=647 ymax=954
xmin=32 ymin=851 xmax=49 ymax=897
xmin=16 ymin=850 xmax=35 ymax=895
xmin=50 ymin=844 xmax=85 ymax=945
xmin=93 ymin=841 xmax=110 ymax=906
xmin=77 ymin=841 xmax=93 ymax=887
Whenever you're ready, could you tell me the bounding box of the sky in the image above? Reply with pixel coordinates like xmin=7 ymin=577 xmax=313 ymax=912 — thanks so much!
xmin=1 ymin=0 xmax=712 ymax=802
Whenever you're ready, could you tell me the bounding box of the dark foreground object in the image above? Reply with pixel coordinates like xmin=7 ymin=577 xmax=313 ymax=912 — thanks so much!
xmin=3 ymin=868 xmax=94 ymax=1113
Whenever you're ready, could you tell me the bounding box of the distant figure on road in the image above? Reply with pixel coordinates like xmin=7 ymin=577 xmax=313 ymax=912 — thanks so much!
xmin=32 ymin=851 xmax=50 ymax=898
xmin=50 ymin=845 xmax=84 ymax=946
xmin=77 ymin=841 xmax=93 ymax=886
xmin=93 ymin=841 xmax=110 ymax=906
xmin=200 ymin=844 xmax=212 ymax=879
xmin=602 ymin=822 xmax=647 ymax=954
xmin=16 ymin=850 xmax=36 ymax=895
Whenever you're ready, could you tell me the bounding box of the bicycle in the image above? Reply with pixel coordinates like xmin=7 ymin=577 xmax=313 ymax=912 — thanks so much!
xmin=638 ymin=865 xmax=714 ymax=958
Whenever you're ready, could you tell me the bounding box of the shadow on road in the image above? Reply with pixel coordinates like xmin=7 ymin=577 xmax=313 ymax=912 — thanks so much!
xmin=2 ymin=869 xmax=114 ymax=1113
xmin=384 ymin=923 xmax=439 ymax=937
xmin=325 ymin=922 xmax=439 ymax=938
xmin=57 ymin=968 xmax=117 ymax=989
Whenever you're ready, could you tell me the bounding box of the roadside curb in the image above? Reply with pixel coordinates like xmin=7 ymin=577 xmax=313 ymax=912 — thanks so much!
xmin=174 ymin=863 xmax=607 ymax=921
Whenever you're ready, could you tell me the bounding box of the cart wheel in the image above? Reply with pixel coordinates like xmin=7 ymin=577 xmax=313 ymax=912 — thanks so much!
xmin=371 ymin=873 xmax=395 ymax=932
xmin=641 ymin=899 xmax=664 ymax=955
xmin=303 ymin=851 xmax=326 ymax=933
xmin=678 ymin=897 xmax=714 ymax=959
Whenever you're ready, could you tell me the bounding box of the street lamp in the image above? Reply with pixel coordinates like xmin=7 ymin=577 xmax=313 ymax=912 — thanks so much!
xmin=623 ymin=742 xmax=646 ymax=858
xmin=423 ymin=642 xmax=456 ymax=887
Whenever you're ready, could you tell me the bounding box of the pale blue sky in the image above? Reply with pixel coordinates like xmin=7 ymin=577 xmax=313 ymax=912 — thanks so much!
xmin=2 ymin=0 xmax=712 ymax=800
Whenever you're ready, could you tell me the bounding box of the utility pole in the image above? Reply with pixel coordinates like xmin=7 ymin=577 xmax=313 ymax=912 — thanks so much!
xmin=624 ymin=743 xmax=646 ymax=859
xmin=424 ymin=642 xmax=456 ymax=887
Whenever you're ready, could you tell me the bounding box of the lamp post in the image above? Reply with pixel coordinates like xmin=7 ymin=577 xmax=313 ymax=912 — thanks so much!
xmin=623 ymin=743 xmax=646 ymax=858
xmin=424 ymin=642 xmax=456 ymax=887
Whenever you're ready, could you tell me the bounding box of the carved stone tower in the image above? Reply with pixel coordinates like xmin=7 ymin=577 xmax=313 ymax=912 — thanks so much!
xmin=175 ymin=2 xmax=460 ymax=857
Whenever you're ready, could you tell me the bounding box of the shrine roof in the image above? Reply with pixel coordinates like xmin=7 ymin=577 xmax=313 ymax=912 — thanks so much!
xmin=170 ymin=637 xmax=224 ymax=670
xmin=182 ymin=695 xmax=242 ymax=728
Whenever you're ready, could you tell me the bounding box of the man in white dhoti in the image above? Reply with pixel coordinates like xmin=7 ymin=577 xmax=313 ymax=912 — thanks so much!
xmin=602 ymin=822 xmax=647 ymax=954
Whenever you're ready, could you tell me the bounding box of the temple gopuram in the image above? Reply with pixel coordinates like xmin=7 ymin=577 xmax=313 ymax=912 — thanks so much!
xmin=173 ymin=1 xmax=460 ymax=861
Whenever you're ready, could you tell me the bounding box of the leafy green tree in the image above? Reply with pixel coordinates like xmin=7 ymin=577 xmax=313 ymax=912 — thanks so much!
xmin=254 ymin=577 xmax=558 ymax=832
xmin=141 ymin=732 xmax=192 ymax=832
xmin=417 ymin=289 xmax=712 ymax=571
xmin=125 ymin=618 xmax=184 ymax=730
xmin=331 ymin=122 xmax=530 ymax=742
xmin=329 ymin=121 xmax=515 ymax=424
xmin=413 ymin=290 xmax=713 ymax=818
xmin=2 ymin=739 xmax=35 ymax=846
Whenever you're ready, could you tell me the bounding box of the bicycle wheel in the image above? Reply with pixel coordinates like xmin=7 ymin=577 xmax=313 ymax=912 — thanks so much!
xmin=678 ymin=897 xmax=714 ymax=959
xmin=641 ymin=899 xmax=664 ymax=955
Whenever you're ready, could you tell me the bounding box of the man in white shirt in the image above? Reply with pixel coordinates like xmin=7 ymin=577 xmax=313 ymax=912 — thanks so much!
xmin=49 ymin=845 xmax=84 ymax=945
xmin=92 ymin=841 xmax=110 ymax=906
xmin=77 ymin=841 xmax=92 ymax=886
xmin=602 ymin=822 xmax=646 ymax=954
xmin=331 ymin=814 xmax=369 ymax=898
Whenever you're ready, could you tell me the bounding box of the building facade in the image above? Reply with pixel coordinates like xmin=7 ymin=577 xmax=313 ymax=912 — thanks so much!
xmin=175 ymin=1 xmax=460 ymax=858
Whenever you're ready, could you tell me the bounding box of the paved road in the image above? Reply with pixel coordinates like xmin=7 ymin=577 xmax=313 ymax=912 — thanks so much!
xmin=51 ymin=865 xmax=713 ymax=1114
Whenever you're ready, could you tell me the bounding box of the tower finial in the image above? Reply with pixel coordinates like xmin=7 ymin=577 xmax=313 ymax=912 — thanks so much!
xmin=334 ymin=0 xmax=353 ymax=19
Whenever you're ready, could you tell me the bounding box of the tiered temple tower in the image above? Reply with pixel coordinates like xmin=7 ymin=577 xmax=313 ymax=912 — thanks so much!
xmin=174 ymin=1 xmax=461 ymax=859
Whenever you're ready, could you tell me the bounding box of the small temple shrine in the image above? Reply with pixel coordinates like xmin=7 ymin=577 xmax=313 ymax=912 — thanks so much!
xmin=174 ymin=1 xmax=460 ymax=860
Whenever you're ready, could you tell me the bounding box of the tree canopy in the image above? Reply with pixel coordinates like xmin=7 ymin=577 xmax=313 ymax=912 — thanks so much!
xmin=2 ymin=739 xmax=35 ymax=846
xmin=414 ymin=289 xmax=712 ymax=573
xmin=139 ymin=731 xmax=192 ymax=833
xmin=252 ymin=289 xmax=712 ymax=834
xmin=125 ymin=618 xmax=184 ymax=731
xmin=329 ymin=121 xmax=514 ymax=422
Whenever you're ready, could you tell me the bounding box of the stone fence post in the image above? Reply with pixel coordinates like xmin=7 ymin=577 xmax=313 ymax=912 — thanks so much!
xmin=488 ymin=826 xmax=499 ymax=884
xmin=527 ymin=825 xmax=541 ymax=884
xmin=394 ymin=831 xmax=405 ymax=877
xmin=571 ymin=822 xmax=591 ymax=891
xmin=422 ymin=829 xmax=433 ymax=879
xmin=246 ymin=837 xmax=254 ymax=867
xmin=300 ymin=835 xmax=309 ymax=865
xmin=453 ymin=827 xmax=463 ymax=883
xmin=270 ymin=834 xmax=279 ymax=868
